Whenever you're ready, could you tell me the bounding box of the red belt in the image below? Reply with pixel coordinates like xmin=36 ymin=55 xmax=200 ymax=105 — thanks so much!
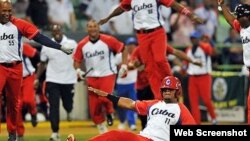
xmin=0 ymin=61 xmax=22 ymax=68
xmin=136 ymin=26 xmax=162 ymax=34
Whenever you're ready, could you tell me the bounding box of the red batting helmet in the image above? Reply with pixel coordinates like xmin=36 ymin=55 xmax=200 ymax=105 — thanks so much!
xmin=160 ymin=76 xmax=182 ymax=98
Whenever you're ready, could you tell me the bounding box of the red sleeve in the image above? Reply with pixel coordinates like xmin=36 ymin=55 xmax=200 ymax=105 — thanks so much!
xmin=159 ymin=0 xmax=174 ymax=7
xmin=73 ymin=37 xmax=88 ymax=63
xmin=23 ymin=43 xmax=36 ymax=57
xmin=135 ymin=100 xmax=159 ymax=115
xmin=179 ymin=103 xmax=196 ymax=125
xmin=167 ymin=44 xmax=174 ymax=54
xmin=232 ymin=19 xmax=241 ymax=33
xmin=10 ymin=17 xmax=39 ymax=39
xmin=199 ymin=42 xmax=213 ymax=55
xmin=100 ymin=34 xmax=124 ymax=53
xmin=120 ymin=0 xmax=132 ymax=11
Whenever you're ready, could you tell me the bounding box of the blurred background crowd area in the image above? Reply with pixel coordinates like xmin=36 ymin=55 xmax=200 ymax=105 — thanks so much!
xmin=12 ymin=0 xmax=250 ymax=71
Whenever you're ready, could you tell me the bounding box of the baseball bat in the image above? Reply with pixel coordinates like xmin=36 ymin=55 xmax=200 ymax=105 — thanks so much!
xmin=81 ymin=67 xmax=94 ymax=77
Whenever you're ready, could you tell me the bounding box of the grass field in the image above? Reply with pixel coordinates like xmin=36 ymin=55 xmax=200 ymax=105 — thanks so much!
xmin=0 ymin=120 xmax=139 ymax=141
xmin=0 ymin=120 xmax=246 ymax=141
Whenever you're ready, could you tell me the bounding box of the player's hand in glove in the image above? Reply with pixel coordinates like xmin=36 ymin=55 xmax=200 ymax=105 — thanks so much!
xmin=118 ymin=64 xmax=128 ymax=78
xmin=60 ymin=45 xmax=74 ymax=55
xmin=76 ymin=68 xmax=86 ymax=80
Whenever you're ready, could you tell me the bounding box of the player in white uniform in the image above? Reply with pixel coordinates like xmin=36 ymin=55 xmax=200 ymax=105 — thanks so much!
xmin=35 ymin=24 xmax=77 ymax=141
xmin=217 ymin=0 xmax=250 ymax=124
xmin=85 ymin=76 xmax=195 ymax=141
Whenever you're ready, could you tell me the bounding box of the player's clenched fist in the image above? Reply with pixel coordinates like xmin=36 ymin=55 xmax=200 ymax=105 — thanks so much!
xmin=118 ymin=64 xmax=128 ymax=78
xmin=76 ymin=68 xmax=86 ymax=80
xmin=217 ymin=0 xmax=224 ymax=5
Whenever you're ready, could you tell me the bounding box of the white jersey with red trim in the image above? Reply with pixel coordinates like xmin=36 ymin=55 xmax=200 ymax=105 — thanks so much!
xmin=81 ymin=41 xmax=118 ymax=77
xmin=0 ymin=17 xmax=38 ymax=63
xmin=74 ymin=34 xmax=124 ymax=77
xmin=186 ymin=46 xmax=212 ymax=75
xmin=233 ymin=20 xmax=250 ymax=66
xmin=135 ymin=100 xmax=195 ymax=141
xmin=120 ymin=0 xmax=174 ymax=30
xmin=241 ymin=27 xmax=250 ymax=66
xmin=138 ymin=101 xmax=180 ymax=141
xmin=0 ymin=22 xmax=23 ymax=62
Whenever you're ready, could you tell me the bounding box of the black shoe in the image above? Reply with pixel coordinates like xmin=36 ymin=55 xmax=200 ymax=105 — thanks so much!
xmin=67 ymin=112 xmax=72 ymax=122
xmin=106 ymin=114 xmax=113 ymax=126
xmin=8 ymin=133 xmax=16 ymax=141
xmin=31 ymin=114 xmax=38 ymax=127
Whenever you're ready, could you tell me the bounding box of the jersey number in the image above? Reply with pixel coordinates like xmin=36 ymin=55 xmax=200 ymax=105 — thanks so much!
xmin=9 ymin=40 xmax=14 ymax=46
xmin=148 ymin=9 xmax=153 ymax=14
xmin=165 ymin=117 xmax=170 ymax=124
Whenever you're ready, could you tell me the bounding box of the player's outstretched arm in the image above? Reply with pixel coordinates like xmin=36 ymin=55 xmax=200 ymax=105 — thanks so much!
xmin=32 ymin=33 xmax=73 ymax=54
xmin=173 ymin=49 xmax=202 ymax=67
xmin=170 ymin=1 xmax=204 ymax=24
xmin=98 ymin=6 xmax=125 ymax=25
xmin=88 ymin=87 xmax=136 ymax=110
xmin=217 ymin=0 xmax=235 ymax=27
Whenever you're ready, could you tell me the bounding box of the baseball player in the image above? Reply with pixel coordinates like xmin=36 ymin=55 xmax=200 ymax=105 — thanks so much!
xmin=35 ymin=24 xmax=77 ymax=141
xmin=130 ymin=44 xmax=201 ymax=129
xmin=185 ymin=31 xmax=217 ymax=124
xmin=86 ymin=76 xmax=195 ymax=141
xmin=130 ymin=45 xmax=202 ymax=99
xmin=218 ymin=0 xmax=250 ymax=124
xmin=0 ymin=1 xmax=73 ymax=141
xmin=98 ymin=0 xmax=203 ymax=100
xmin=17 ymin=43 xmax=39 ymax=141
xmin=73 ymin=20 xmax=128 ymax=134
xmin=115 ymin=37 xmax=138 ymax=131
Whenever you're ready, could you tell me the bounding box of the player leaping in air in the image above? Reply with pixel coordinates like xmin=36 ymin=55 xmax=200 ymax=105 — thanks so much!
xmin=217 ymin=0 xmax=250 ymax=124
xmin=98 ymin=0 xmax=204 ymax=100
